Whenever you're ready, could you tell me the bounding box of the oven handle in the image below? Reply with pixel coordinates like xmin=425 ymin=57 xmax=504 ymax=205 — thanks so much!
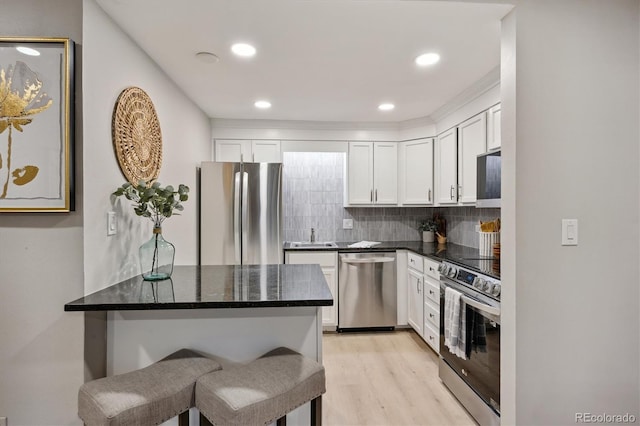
xmin=459 ymin=293 xmax=500 ymax=317
xmin=441 ymin=278 xmax=500 ymax=317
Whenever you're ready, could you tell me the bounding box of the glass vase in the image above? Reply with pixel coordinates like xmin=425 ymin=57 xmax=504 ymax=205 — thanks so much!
xmin=139 ymin=227 xmax=175 ymax=281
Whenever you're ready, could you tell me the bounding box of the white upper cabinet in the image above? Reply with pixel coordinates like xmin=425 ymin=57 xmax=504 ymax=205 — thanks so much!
xmin=347 ymin=141 xmax=397 ymax=205
xmin=436 ymin=128 xmax=458 ymax=205
xmin=487 ymin=103 xmax=501 ymax=151
xmin=214 ymin=139 xmax=281 ymax=162
xmin=399 ymin=138 xmax=434 ymax=205
xmin=458 ymin=112 xmax=487 ymax=204
xmin=348 ymin=142 xmax=375 ymax=204
xmin=373 ymin=142 xmax=398 ymax=204
xmin=251 ymin=140 xmax=281 ymax=162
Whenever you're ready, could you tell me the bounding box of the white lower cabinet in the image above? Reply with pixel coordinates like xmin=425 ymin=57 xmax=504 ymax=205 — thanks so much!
xmin=285 ymin=251 xmax=338 ymax=327
xmin=407 ymin=252 xmax=441 ymax=353
xmin=423 ymin=257 xmax=441 ymax=354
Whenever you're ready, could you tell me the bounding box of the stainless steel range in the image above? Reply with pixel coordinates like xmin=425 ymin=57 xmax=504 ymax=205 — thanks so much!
xmin=438 ymin=260 xmax=501 ymax=426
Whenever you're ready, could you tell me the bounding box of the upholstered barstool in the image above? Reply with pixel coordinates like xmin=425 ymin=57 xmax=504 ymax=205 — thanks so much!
xmin=196 ymin=347 xmax=326 ymax=426
xmin=78 ymin=348 xmax=222 ymax=426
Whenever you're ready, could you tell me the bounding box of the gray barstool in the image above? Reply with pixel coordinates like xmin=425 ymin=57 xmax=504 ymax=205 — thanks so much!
xmin=78 ymin=348 xmax=222 ymax=425
xmin=196 ymin=347 xmax=326 ymax=426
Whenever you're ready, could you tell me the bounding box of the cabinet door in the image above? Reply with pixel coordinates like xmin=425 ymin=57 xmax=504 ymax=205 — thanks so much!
xmin=348 ymin=142 xmax=374 ymax=204
xmin=487 ymin=104 xmax=501 ymax=151
xmin=407 ymin=268 xmax=423 ymax=336
xmin=321 ymin=267 xmax=337 ymax=326
xmin=373 ymin=142 xmax=398 ymax=204
xmin=400 ymin=139 xmax=433 ymax=205
xmin=458 ymin=112 xmax=487 ymax=204
xmin=215 ymin=139 xmax=251 ymax=162
xmin=251 ymin=140 xmax=281 ymax=162
xmin=436 ymin=128 xmax=458 ymax=204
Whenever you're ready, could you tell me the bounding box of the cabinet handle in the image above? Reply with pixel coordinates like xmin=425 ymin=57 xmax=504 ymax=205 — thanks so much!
xmin=428 ymin=189 xmax=432 ymax=202
xmin=417 ymin=279 xmax=421 ymax=293
xmin=370 ymin=190 xmax=373 ymax=202
xmin=458 ymin=185 xmax=462 ymax=199
xmin=375 ymin=189 xmax=378 ymax=202
xmin=450 ymin=185 xmax=454 ymax=200
xmin=241 ymin=153 xmax=244 ymax=162
xmin=429 ymin=290 xmax=435 ymax=295
xmin=429 ymin=336 xmax=434 ymax=341
xmin=429 ymin=313 xmax=435 ymax=319
xmin=252 ymin=153 xmax=255 ymax=162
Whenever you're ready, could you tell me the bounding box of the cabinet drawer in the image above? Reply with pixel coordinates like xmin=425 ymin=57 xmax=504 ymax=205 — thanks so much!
xmin=425 ymin=299 xmax=439 ymax=329
xmin=424 ymin=321 xmax=440 ymax=353
xmin=424 ymin=257 xmax=440 ymax=280
xmin=407 ymin=252 xmax=424 ymax=273
xmin=285 ymin=251 xmax=337 ymax=268
xmin=424 ymin=276 xmax=440 ymax=305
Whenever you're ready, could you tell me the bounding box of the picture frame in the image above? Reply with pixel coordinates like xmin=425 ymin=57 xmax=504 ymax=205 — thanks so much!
xmin=0 ymin=37 xmax=74 ymax=212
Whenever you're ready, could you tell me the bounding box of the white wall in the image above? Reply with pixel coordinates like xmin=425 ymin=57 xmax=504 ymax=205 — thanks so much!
xmin=0 ymin=1 xmax=85 ymax=424
xmin=497 ymin=1 xmax=640 ymax=424
xmin=83 ymin=0 xmax=212 ymax=294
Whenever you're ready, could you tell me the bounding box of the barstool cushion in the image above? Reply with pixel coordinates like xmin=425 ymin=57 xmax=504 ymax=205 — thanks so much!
xmin=196 ymin=347 xmax=326 ymax=426
xmin=79 ymin=348 xmax=222 ymax=426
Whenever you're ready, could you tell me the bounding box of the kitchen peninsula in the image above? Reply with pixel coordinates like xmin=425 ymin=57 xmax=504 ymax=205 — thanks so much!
xmin=65 ymin=264 xmax=332 ymax=424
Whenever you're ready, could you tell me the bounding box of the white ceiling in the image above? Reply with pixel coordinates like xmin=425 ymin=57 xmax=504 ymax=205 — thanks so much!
xmin=96 ymin=0 xmax=512 ymax=123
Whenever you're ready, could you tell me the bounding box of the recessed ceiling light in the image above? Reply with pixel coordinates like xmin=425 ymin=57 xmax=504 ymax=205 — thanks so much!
xmin=16 ymin=46 xmax=40 ymax=56
xmin=415 ymin=53 xmax=440 ymax=66
xmin=231 ymin=43 xmax=256 ymax=57
xmin=195 ymin=51 xmax=219 ymax=64
xmin=254 ymin=100 xmax=271 ymax=109
xmin=378 ymin=103 xmax=395 ymax=111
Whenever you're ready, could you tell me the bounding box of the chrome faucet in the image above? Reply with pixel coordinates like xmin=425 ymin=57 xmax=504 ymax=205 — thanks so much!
xmin=310 ymin=228 xmax=316 ymax=243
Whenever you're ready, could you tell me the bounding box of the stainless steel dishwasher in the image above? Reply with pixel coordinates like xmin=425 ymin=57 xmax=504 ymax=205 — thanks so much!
xmin=338 ymin=252 xmax=397 ymax=331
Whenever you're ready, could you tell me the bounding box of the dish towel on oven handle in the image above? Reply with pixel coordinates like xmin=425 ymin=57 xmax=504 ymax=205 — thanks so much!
xmin=444 ymin=286 xmax=467 ymax=360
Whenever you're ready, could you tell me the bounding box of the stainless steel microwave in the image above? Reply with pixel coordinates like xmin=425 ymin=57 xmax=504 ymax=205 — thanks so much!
xmin=476 ymin=150 xmax=501 ymax=208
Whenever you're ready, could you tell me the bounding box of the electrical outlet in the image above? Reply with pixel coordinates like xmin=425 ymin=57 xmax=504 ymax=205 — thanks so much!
xmin=1 ymin=416 xmax=8 ymax=426
xmin=107 ymin=211 xmax=117 ymax=236
xmin=343 ymin=219 xmax=353 ymax=229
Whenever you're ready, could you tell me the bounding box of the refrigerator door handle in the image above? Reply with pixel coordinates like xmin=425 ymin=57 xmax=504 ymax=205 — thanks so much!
xmin=241 ymin=171 xmax=249 ymax=262
xmin=234 ymin=172 xmax=242 ymax=263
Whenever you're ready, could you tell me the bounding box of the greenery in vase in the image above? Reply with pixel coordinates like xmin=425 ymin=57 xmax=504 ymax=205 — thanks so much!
xmin=113 ymin=180 xmax=189 ymax=279
xmin=113 ymin=180 xmax=189 ymax=228
xmin=418 ymin=219 xmax=438 ymax=233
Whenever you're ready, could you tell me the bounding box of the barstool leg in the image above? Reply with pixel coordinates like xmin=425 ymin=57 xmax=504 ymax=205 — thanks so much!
xmin=178 ymin=410 xmax=189 ymax=426
xmin=199 ymin=412 xmax=214 ymax=426
xmin=311 ymin=396 xmax=322 ymax=426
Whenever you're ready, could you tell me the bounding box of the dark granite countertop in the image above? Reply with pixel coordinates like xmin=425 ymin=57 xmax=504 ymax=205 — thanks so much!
xmin=65 ymin=264 xmax=333 ymax=312
xmin=284 ymin=241 xmax=500 ymax=279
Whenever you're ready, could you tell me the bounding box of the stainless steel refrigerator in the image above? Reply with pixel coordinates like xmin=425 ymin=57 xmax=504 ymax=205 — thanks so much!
xmin=200 ymin=161 xmax=283 ymax=265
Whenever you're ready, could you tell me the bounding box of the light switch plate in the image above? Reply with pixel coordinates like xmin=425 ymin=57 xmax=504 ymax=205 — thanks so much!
xmin=561 ymin=219 xmax=578 ymax=246
xmin=107 ymin=211 xmax=117 ymax=236
xmin=343 ymin=219 xmax=353 ymax=229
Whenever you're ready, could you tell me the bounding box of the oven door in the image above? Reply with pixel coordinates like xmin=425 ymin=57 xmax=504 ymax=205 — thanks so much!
xmin=440 ymin=278 xmax=501 ymax=414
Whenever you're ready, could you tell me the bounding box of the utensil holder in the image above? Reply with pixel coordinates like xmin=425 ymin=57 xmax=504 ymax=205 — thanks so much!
xmin=479 ymin=231 xmax=500 ymax=257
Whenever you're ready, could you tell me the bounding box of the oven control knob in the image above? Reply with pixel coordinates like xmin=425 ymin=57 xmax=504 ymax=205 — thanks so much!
xmin=474 ymin=278 xmax=485 ymax=289
xmin=439 ymin=264 xmax=447 ymax=274
xmin=491 ymin=283 xmax=501 ymax=297
xmin=447 ymin=266 xmax=457 ymax=278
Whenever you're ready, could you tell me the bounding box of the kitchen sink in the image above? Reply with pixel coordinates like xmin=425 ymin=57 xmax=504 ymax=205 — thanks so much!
xmin=290 ymin=242 xmax=338 ymax=248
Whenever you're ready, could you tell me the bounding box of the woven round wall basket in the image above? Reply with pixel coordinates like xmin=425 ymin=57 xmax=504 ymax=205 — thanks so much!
xmin=112 ymin=87 xmax=162 ymax=185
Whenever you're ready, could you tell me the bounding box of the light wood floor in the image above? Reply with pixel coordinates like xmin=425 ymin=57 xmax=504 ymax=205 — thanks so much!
xmin=322 ymin=330 xmax=476 ymax=426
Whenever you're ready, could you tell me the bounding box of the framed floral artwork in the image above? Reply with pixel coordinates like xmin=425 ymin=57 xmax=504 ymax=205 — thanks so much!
xmin=0 ymin=37 xmax=74 ymax=212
